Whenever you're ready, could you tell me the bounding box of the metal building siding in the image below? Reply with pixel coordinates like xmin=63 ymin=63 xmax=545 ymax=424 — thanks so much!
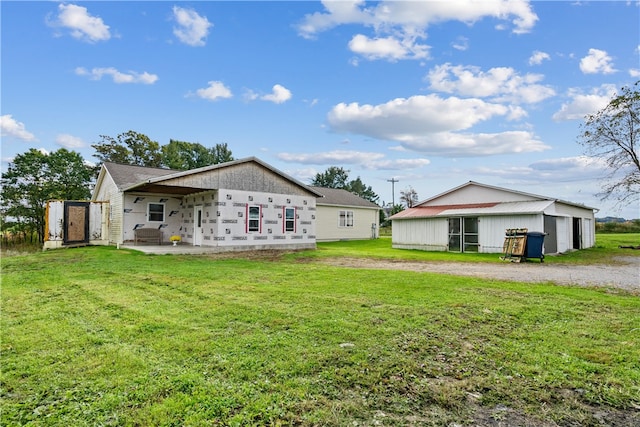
xmin=424 ymin=185 xmax=535 ymax=206
xmin=392 ymin=218 xmax=448 ymax=251
xmin=477 ymin=214 xmax=542 ymax=253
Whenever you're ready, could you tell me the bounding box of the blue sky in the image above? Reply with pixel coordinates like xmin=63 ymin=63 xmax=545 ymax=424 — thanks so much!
xmin=2 ymin=1 xmax=639 ymax=219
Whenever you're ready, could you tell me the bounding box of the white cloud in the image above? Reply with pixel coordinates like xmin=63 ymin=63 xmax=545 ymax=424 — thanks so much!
xmin=579 ymin=48 xmax=617 ymax=74
xmin=278 ymin=150 xmax=385 ymax=165
xmin=348 ymin=34 xmax=429 ymax=61
xmin=0 ymin=115 xmax=36 ymax=141
xmin=56 ymin=134 xmax=85 ymax=149
xmin=629 ymin=68 xmax=640 ymax=78
xmin=528 ymin=50 xmax=550 ymax=65
xmin=261 ymin=84 xmax=292 ymax=104
xmin=297 ymin=0 xmax=536 ymax=61
xmin=368 ymin=158 xmax=431 ymax=170
xmin=427 ymin=63 xmax=555 ymax=104
xmin=473 ymin=156 xmax=607 ymax=181
xmin=399 ymin=130 xmax=548 ymax=156
xmin=451 ymin=36 xmax=469 ymax=51
xmin=48 ymin=3 xmax=111 ymax=43
xmin=194 ymin=81 xmax=233 ymax=101
xmin=277 ymin=150 xmax=430 ymax=171
xmin=297 ymin=0 xmax=538 ymax=40
xmin=172 ymin=6 xmax=212 ymax=47
xmin=75 ymin=67 xmax=158 ymax=84
xmin=552 ymin=84 xmax=617 ymax=121
xmin=329 ymin=94 xmax=510 ymax=137
xmin=301 ymin=0 xmax=538 ymax=36
xmin=326 ymin=94 xmax=549 ymax=156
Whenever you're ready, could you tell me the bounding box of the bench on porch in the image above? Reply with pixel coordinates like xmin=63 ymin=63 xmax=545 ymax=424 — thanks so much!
xmin=134 ymin=228 xmax=163 ymax=245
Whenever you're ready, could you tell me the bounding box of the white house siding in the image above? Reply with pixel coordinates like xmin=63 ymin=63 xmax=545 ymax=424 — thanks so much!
xmin=315 ymin=205 xmax=378 ymax=241
xmin=392 ymin=217 xmax=448 ymax=251
xmin=122 ymin=193 xmax=184 ymax=243
xmin=92 ymin=172 xmax=123 ymax=245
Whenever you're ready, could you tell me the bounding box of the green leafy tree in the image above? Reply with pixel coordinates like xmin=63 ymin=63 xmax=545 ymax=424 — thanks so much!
xmin=1 ymin=148 xmax=92 ymax=243
xmin=311 ymin=166 xmax=350 ymax=189
xmin=92 ymin=130 xmax=162 ymax=167
xmin=346 ymin=176 xmax=379 ymax=204
xmin=162 ymin=140 xmax=234 ymax=170
xmin=579 ymin=81 xmax=640 ymax=207
xmin=311 ymin=166 xmax=379 ymax=203
xmin=209 ymin=142 xmax=234 ymax=165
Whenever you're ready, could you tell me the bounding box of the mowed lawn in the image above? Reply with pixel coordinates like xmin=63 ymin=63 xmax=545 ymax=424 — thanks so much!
xmin=1 ymin=236 xmax=639 ymax=426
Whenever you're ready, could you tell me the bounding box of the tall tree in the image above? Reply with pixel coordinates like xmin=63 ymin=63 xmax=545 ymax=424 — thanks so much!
xmin=345 ymin=176 xmax=379 ymax=203
xmin=311 ymin=166 xmax=350 ymax=189
xmin=1 ymin=148 xmax=92 ymax=243
xmin=209 ymin=142 xmax=234 ymax=165
xmin=92 ymin=130 xmax=162 ymax=167
xmin=162 ymin=140 xmax=234 ymax=170
xmin=579 ymin=81 xmax=640 ymax=207
xmin=400 ymin=186 xmax=419 ymax=208
xmin=311 ymin=166 xmax=379 ymax=203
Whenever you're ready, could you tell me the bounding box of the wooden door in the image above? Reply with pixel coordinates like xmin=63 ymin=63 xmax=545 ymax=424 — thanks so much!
xmin=64 ymin=202 xmax=90 ymax=244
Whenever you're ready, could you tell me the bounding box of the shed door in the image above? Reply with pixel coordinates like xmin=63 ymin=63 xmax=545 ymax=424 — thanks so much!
xmin=64 ymin=201 xmax=90 ymax=244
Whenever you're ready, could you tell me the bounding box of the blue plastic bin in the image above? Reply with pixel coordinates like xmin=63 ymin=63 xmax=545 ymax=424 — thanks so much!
xmin=525 ymin=232 xmax=546 ymax=262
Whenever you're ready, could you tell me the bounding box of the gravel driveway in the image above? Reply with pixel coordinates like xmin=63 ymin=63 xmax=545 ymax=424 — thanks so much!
xmin=321 ymin=256 xmax=640 ymax=294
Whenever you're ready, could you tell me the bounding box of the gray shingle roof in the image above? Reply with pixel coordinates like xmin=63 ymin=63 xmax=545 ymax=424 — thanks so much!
xmin=102 ymin=162 xmax=177 ymax=190
xmin=311 ymin=186 xmax=380 ymax=209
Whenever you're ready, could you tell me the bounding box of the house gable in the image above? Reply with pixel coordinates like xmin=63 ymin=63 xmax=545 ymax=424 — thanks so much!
xmin=418 ymin=181 xmax=545 ymax=207
xmin=125 ymin=157 xmax=322 ymax=198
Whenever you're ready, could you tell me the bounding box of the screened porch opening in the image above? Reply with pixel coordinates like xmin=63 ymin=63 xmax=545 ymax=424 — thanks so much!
xmin=448 ymin=217 xmax=479 ymax=252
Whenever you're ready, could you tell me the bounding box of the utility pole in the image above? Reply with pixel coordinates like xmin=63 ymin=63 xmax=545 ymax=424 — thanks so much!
xmin=387 ymin=178 xmax=399 ymax=208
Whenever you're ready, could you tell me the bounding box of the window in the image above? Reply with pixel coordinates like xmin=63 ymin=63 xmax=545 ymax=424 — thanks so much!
xmin=339 ymin=210 xmax=354 ymax=227
xmin=148 ymin=203 xmax=165 ymax=222
xmin=248 ymin=206 xmax=260 ymax=232
xmin=285 ymin=207 xmax=295 ymax=232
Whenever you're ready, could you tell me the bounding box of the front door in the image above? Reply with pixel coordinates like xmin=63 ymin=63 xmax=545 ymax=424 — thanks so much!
xmin=64 ymin=201 xmax=89 ymax=245
xmin=193 ymin=206 xmax=203 ymax=246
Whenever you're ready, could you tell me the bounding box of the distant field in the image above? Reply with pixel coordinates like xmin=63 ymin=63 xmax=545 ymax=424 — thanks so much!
xmin=1 ymin=236 xmax=638 ymax=426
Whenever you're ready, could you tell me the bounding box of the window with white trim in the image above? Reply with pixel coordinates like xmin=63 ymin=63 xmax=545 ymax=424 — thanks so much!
xmin=148 ymin=203 xmax=165 ymax=222
xmin=285 ymin=207 xmax=295 ymax=232
xmin=248 ymin=206 xmax=260 ymax=232
xmin=339 ymin=210 xmax=354 ymax=227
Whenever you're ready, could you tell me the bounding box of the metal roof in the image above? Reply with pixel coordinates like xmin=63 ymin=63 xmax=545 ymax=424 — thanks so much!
xmin=416 ymin=180 xmax=596 ymax=211
xmin=390 ymin=200 xmax=557 ymax=220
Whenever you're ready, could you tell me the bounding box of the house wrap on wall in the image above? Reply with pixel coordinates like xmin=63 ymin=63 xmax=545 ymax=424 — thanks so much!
xmin=390 ymin=181 xmax=596 ymax=254
xmin=89 ymin=157 xmax=323 ymax=251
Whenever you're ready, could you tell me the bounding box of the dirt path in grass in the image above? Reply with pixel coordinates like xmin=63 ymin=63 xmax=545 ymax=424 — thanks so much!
xmin=318 ymin=256 xmax=640 ymax=293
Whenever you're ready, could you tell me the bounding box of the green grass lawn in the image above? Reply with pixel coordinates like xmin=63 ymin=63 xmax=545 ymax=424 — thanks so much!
xmin=1 ymin=236 xmax=639 ymax=426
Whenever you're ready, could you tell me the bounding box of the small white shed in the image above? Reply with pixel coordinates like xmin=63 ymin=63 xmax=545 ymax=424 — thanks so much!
xmin=390 ymin=181 xmax=596 ymax=254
